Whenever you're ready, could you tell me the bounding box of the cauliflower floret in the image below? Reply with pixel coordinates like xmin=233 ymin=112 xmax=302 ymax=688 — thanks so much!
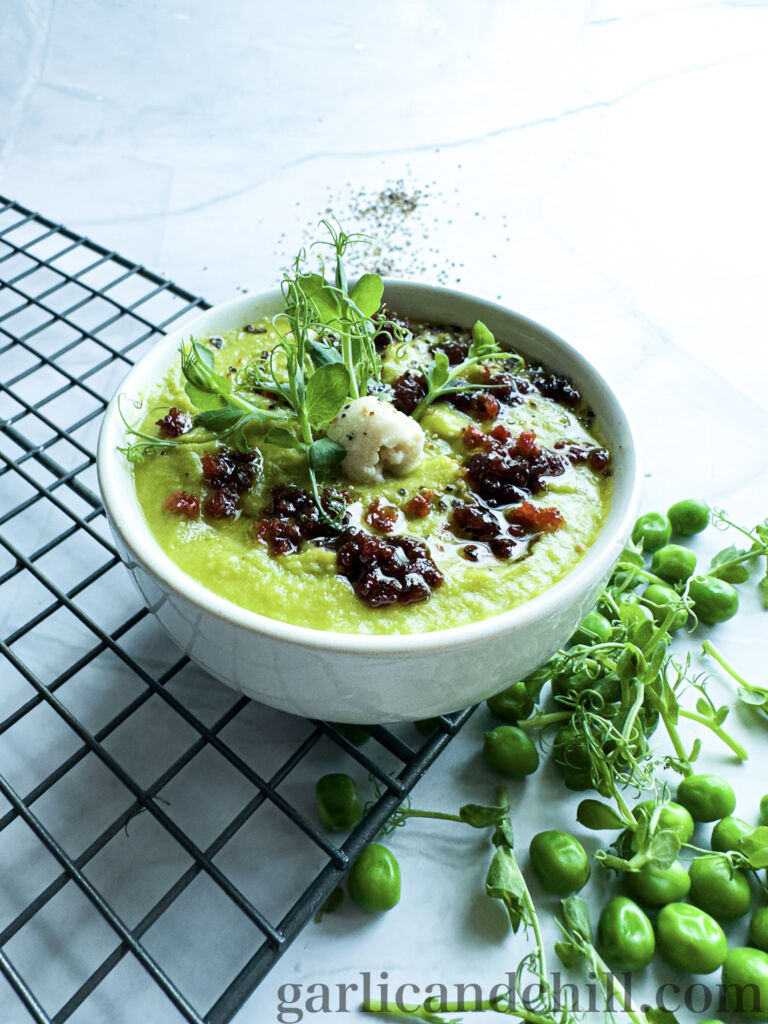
xmin=326 ymin=396 xmax=425 ymax=484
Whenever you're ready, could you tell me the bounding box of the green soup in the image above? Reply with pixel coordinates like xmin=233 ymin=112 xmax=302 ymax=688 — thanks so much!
xmin=130 ymin=318 xmax=612 ymax=634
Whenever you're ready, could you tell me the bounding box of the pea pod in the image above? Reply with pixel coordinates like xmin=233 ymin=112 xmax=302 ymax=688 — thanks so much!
xmin=655 ymin=902 xmax=727 ymax=974
xmin=596 ymin=897 xmax=655 ymax=972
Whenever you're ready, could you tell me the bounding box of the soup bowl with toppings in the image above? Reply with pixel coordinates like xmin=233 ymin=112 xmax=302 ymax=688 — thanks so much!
xmin=97 ymin=273 xmax=640 ymax=722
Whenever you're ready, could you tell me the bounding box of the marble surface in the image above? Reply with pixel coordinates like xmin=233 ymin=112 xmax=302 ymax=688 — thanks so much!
xmin=2 ymin=1 xmax=768 ymax=1022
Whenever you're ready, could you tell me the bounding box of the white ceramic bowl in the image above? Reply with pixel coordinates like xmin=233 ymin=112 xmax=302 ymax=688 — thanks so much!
xmin=97 ymin=282 xmax=640 ymax=723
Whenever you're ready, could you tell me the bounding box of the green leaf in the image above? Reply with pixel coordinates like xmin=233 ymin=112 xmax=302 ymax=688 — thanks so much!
xmin=307 ymin=339 xmax=345 ymax=367
xmin=576 ymin=799 xmax=625 ymax=830
xmin=647 ymin=829 xmax=681 ymax=870
xmin=760 ymin=574 xmax=768 ymax=610
xmin=485 ymin=846 xmax=526 ymax=931
xmin=469 ymin=320 xmax=497 ymax=358
xmin=739 ymin=826 xmax=768 ymax=869
xmin=493 ymin=819 xmax=515 ymax=849
xmin=350 ymin=273 xmax=384 ymax=318
xmin=554 ymin=941 xmax=582 ymax=969
xmin=646 ymin=1010 xmax=680 ymax=1024
xmin=185 ymin=382 xmax=226 ymax=411
xmin=709 ymin=546 xmax=750 ymax=582
xmin=300 ymin=273 xmax=342 ymax=325
xmin=305 ymin=364 xmax=351 ymax=428
xmin=428 ymin=350 xmax=451 ymax=391
xmin=264 ymin=426 xmax=303 ymax=451
xmin=193 ymin=339 xmax=215 ymax=370
xmin=458 ymin=803 xmax=509 ymax=829
xmin=229 ymin=423 xmax=250 ymax=453
xmin=308 ymin=438 xmax=346 ymax=475
xmin=193 ymin=403 xmax=246 ymax=432
xmin=560 ymin=895 xmax=593 ymax=944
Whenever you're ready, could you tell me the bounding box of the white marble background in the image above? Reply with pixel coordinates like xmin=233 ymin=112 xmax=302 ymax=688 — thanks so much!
xmin=2 ymin=1 xmax=768 ymax=1022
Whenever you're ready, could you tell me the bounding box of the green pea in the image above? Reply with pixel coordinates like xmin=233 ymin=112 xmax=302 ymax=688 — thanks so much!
xmin=634 ymin=800 xmax=695 ymax=844
xmin=632 ymin=512 xmax=672 ymax=553
xmin=570 ymin=610 xmax=613 ymax=646
xmin=625 ymin=859 xmax=691 ymax=907
xmin=529 ymin=831 xmax=590 ymax=895
xmin=749 ymin=906 xmax=768 ymax=953
xmin=651 ymin=543 xmax=697 ymax=583
xmin=596 ymin=897 xmax=655 ymax=972
xmin=711 ymin=815 xmax=753 ymax=853
xmin=761 ymin=795 xmax=768 ymax=826
xmin=641 ymin=583 xmax=688 ymax=630
xmin=656 ymin=902 xmax=727 ymax=974
xmin=577 ymin=799 xmax=625 ymax=831
xmin=331 ymin=723 xmax=370 ymax=747
xmin=721 ymin=947 xmax=768 ymax=1018
xmin=689 ymin=854 xmax=751 ymax=921
xmin=315 ymin=773 xmax=363 ymax=833
xmin=347 ymin=843 xmax=401 ymax=913
xmin=486 ymin=681 xmax=534 ymax=723
xmin=668 ymin=499 xmax=710 ymax=536
xmin=482 ymin=726 xmax=539 ymax=778
xmin=677 ymin=773 xmax=736 ymax=822
xmin=552 ymin=726 xmax=593 ymax=792
xmin=688 ymin=575 xmax=740 ymax=624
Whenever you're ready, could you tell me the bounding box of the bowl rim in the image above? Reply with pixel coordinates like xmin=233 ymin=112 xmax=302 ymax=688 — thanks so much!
xmin=97 ymin=279 xmax=642 ymax=654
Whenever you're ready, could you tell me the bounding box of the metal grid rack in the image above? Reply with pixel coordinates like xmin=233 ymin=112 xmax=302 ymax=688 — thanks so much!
xmin=0 ymin=196 xmax=473 ymax=1024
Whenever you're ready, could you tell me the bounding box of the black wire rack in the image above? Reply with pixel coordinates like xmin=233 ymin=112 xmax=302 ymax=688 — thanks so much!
xmin=0 ymin=196 xmax=474 ymax=1024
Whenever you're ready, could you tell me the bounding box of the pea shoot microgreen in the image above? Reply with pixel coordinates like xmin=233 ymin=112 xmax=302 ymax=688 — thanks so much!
xmin=411 ymin=321 xmax=524 ymax=422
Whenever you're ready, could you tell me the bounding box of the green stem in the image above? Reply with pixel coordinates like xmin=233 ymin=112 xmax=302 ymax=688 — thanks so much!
xmin=516 ymin=711 xmax=570 ymax=731
xmin=400 ymin=809 xmax=464 ymax=824
xmin=678 ymin=709 xmax=748 ymax=760
xmin=361 ymin=999 xmax=553 ymax=1023
xmin=589 ymin=949 xmax=649 ymax=1024
xmin=703 ymin=639 xmax=760 ymax=692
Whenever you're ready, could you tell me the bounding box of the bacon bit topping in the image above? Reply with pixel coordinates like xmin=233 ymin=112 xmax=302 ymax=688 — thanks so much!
xmin=450 ymin=501 xmax=534 ymax=561
xmin=404 ymin=491 xmax=434 ymax=517
xmin=449 ymin=389 xmax=500 ymax=421
xmin=507 ymin=501 xmax=565 ymax=533
xmin=163 ymin=491 xmax=199 ymax=516
xmin=336 ymin=531 xmax=443 ymax=608
xmin=554 ymin=440 xmax=612 ymax=475
xmin=529 ymin=366 xmax=581 ymax=407
xmin=438 ymin=338 xmax=470 ymax=365
xmin=462 ymin=427 xmax=566 ymax=506
xmin=200 ymin=447 xmax=258 ymax=519
xmin=156 ymin=407 xmax=192 ymax=438
xmin=365 ymin=498 xmax=399 ymax=533
xmin=201 ymin=449 xmax=257 ymax=494
xmin=392 ymin=370 xmax=428 ymax=415
xmin=479 ymin=368 xmax=532 ymax=404
xmin=253 ymin=485 xmax=349 ymax=556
